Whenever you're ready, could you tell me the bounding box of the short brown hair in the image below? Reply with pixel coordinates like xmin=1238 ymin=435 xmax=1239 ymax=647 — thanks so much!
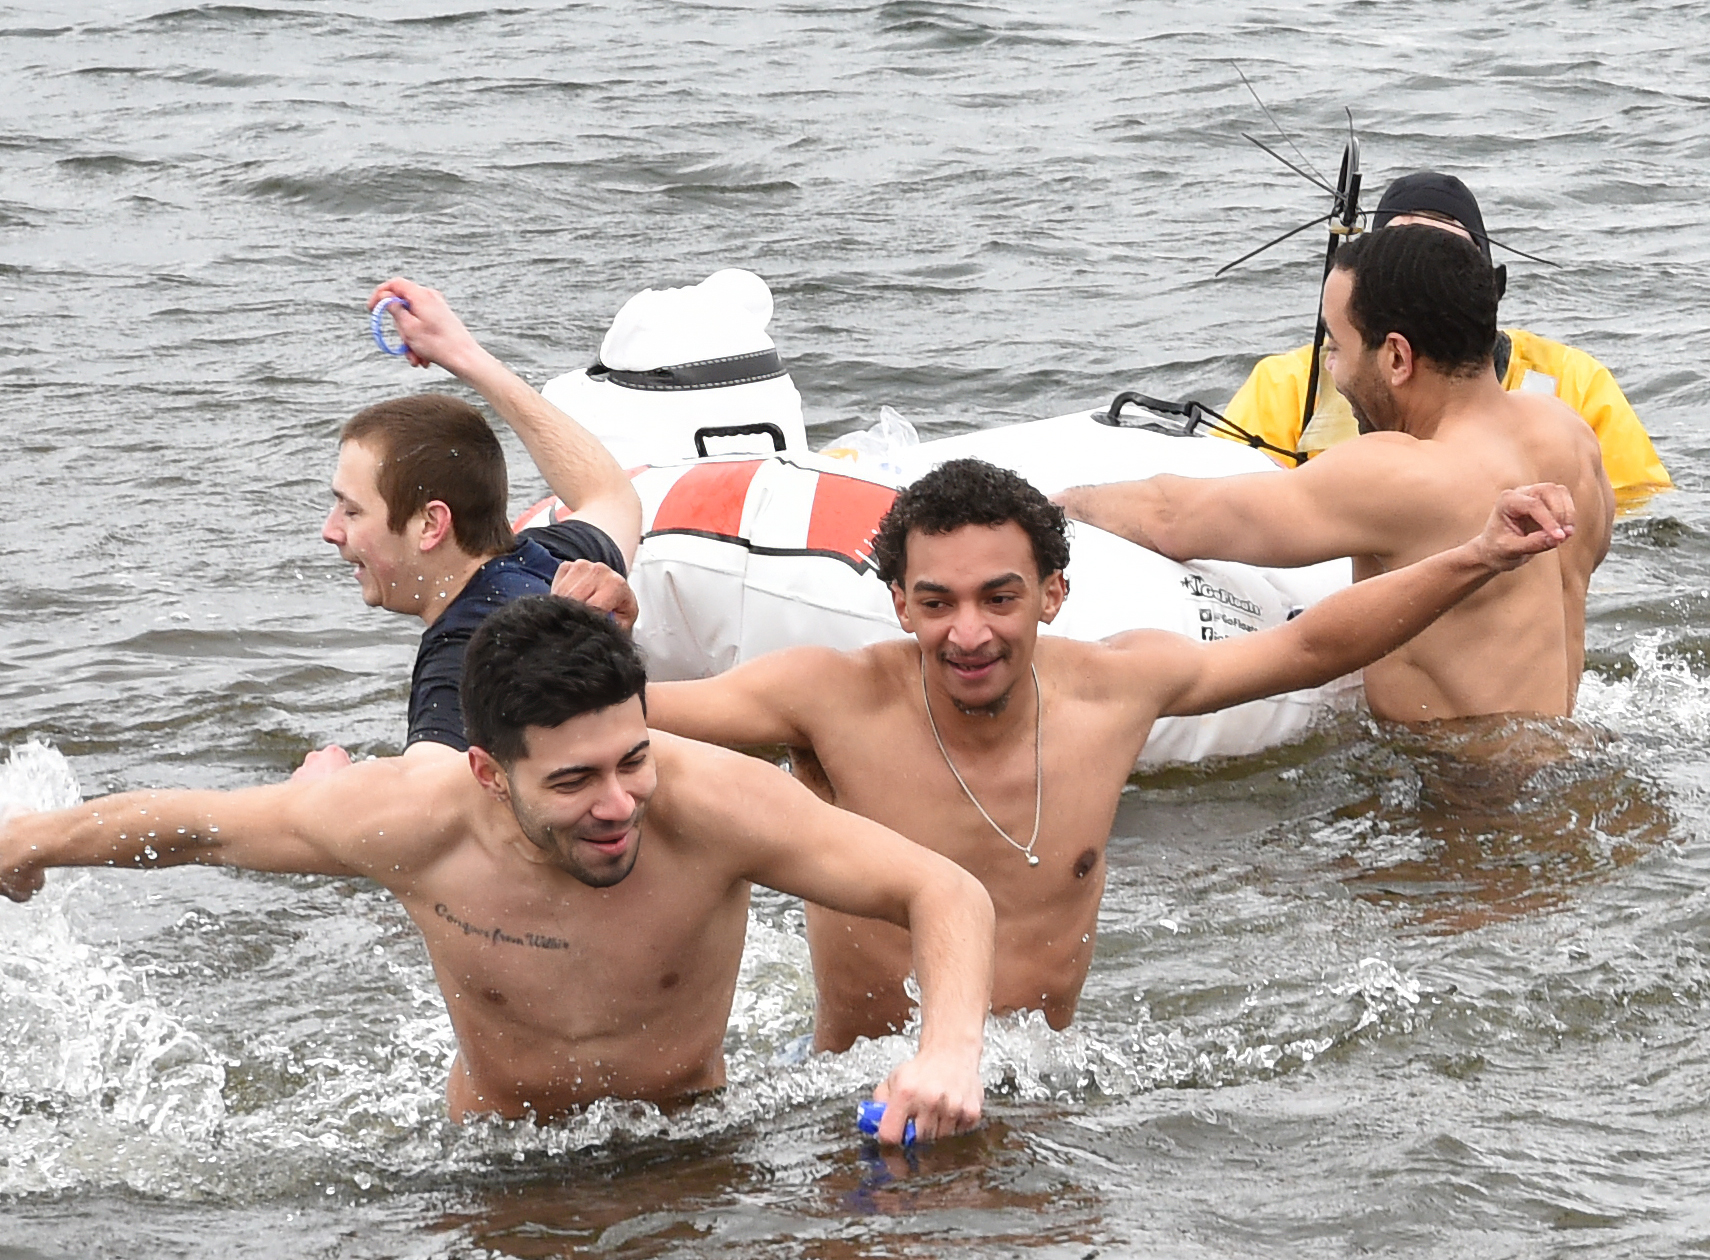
xmin=341 ymin=394 xmax=515 ymax=557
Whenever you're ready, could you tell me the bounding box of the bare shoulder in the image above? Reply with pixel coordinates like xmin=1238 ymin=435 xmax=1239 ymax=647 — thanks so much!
xmin=1311 ymin=428 xmax=1461 ymax=483
xmin=1042 ymin=632 xmax=1189 ymax=704
xmin=287 ymin=752 xmax=477 ymax=875
xmin=649 ymin=728 xmax=746 ymax=787
xmin=773 ymin=637 xmax=915 ymax=713
xmin=745 ymin=641 xmax=894 ymax=705
xmin=645 ymin=731 xmax=802 ymax=849
xmin=1509 ymin=391 xmax=1601 ymax=459
xmin=1509 ymin=393 xmax=1610 ymax=505
xmin=1290 ymin=430 xmax=1466 ymax=521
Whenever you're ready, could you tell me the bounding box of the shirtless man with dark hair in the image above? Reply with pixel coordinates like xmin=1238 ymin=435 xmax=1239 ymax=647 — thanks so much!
xmin=1057 ymin=226 xmax=1614 ymax=723
xmin=1220 ymin=170 xmax=1669 ymax=494
xmin=644 ymin=456 xmax=1578 ymax=1047
xmin=1 ymin=597 xmax=994 ymax=1146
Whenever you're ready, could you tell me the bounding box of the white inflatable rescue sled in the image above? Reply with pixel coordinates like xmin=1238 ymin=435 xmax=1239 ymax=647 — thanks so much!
xmin=516 ymin=408 xmax=1354 ymax=766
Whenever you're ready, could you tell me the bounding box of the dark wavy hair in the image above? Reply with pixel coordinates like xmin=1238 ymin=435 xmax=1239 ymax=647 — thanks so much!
xmin=461 ymin=596 xmax=648 ymax=766
xmin=872 ymin=458 xmax=1070 ymax=587
xmin=1333 ymin=224 xmax=1498 ymax=378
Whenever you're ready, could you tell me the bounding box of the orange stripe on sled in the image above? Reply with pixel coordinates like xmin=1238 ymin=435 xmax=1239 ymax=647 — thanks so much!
xmin=806 ymin=475 xmax=896 ymax=567
xmin=650 ymin=461 xmax=764 ymax=537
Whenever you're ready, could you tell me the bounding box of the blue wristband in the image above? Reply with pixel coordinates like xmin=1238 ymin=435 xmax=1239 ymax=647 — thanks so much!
xmin=371 ymin=295 xmax=411 ymax=356
xmin=856 ymin=1100 xmax=916 ymax=1145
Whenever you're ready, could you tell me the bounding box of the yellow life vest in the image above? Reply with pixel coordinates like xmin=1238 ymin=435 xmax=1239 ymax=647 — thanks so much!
xmin=1219 ymin=330 xmax=1672 ymax=494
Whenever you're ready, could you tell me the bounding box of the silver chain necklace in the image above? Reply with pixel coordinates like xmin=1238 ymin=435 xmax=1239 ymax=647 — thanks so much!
xmin=919 ymin=654 xmax=1043 ymax=868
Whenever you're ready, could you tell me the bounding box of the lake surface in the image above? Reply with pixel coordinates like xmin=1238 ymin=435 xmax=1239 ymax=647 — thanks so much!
xmin=3 ymin=1 xmax=1709 ymax=1255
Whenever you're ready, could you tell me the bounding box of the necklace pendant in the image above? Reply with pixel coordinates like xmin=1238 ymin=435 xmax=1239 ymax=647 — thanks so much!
xmin=1027 ymin=854 xmax=1040 ymax=867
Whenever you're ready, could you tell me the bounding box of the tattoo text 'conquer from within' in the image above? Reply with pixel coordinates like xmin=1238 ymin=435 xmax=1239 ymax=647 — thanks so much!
xmin=434 ymin=903 xmax=571 ymax=951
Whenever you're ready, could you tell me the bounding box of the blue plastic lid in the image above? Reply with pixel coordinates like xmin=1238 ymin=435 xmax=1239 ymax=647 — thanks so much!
xmin=856 ymin=1099 xmax=916 ymax=1145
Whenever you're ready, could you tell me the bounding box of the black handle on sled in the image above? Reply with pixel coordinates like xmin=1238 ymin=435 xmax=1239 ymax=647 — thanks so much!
xmin=1096 ymin=391 xmax=1209 ymax=434
xmin=1095 ymin=390 xmax=1306 ymax=465
xmin=693 ymin=422 xmax=788 ymax=458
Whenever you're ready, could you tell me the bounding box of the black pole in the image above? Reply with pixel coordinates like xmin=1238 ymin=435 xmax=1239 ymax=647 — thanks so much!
xmin=1299 ymin=138 xmax=1362 ymax=437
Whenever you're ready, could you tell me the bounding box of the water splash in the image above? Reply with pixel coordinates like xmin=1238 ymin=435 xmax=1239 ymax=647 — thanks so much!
xmin=0 ymin=890 xmax=230 ymax=1196
xmin=1332 ymin=956 xmax=1423 ymax=1034
xmin=0 ymin=739 xmax=80 ymax=814
xmin=1580 ymin=633 xmax=1710 ymax=750
xmin=0 ymin=740 xmax=1440 ymax=1200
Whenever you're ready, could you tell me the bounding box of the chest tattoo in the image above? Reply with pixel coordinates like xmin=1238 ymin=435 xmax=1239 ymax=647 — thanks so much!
xmin=435 ymin=902 xmax=571 ymax=951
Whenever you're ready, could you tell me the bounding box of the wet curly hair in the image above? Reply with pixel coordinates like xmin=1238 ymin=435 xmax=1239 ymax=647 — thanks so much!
xmin=871 ymin=458 xmax=1070 ymax=587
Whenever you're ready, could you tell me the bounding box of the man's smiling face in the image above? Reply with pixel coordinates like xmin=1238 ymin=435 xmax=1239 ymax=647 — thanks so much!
xmin=892 ymin=521 xmax=1065 ymax=716
xmin=486 ymin=697 xmax=657 ymax=888
xmin=322 ymin=439 xmax=425 ymax=613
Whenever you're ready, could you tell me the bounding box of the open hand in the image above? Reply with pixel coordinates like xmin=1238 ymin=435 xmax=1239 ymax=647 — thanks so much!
xmin=367 ymin=278 xmax=487 ymax=377
xmin=870 ymin=1047 xmax=983 ymax=1145
xmin=1475 ymin=483 xmax=1576 ymax=573
xmin=551 ymin=560 xmax=639 ymax=631
xmin=0 ymin=805 xmax=44 ymax=904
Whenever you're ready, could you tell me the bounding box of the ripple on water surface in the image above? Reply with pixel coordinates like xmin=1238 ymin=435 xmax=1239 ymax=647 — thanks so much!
xmin=2 ymin=0 xmax=1710 ymax=1253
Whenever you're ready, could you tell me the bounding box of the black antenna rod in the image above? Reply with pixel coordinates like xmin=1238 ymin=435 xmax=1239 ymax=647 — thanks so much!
xmin=1242 ymin=133 xmax=1336 ymax=196
xmin=1300 ymin=120 xmax=1361 ymax=440
xmin=1232 ymin=63 xmax=1331 ymax=193
xmin=1214 ymin=211 xmax=1333 ymax=276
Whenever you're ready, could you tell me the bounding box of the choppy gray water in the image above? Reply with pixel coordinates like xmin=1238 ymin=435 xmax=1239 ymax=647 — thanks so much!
xmin=3 ymin=1 xmax=1709 ymax=1255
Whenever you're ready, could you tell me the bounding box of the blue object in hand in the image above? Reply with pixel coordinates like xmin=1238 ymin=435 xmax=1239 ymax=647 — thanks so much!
xmin=371 ymin=295 xmax=411 ymax=356
xmin=856 ymin=1099 xmax=916 ymax=1145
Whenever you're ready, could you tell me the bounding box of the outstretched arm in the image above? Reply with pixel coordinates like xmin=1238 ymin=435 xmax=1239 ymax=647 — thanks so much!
xmin=368 ymin=278 xmax=643 ymax=565
xmin=1054 ymin=434 xmax=1443 ymax=568
xmin=648 ymin=647 xmax=855 ymax=750
xmin=667 ymin=738 xmax=992 ymax=1145
xmin=1113 ymin=483 xmax=1576 ymax=718
xmin=0 ymin=757 xmax=456 ymax=902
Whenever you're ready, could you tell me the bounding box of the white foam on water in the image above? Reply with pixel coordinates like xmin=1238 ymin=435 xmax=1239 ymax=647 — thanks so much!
xmin=1580 ymin=634 xmax=1710 ymax=749
xmin=0 ymin=740 xmax=1436 ymax=1195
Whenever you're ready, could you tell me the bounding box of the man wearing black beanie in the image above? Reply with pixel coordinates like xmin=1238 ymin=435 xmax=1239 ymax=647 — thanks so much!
xmin=1220 ymin=170 xmax=1669 ymax=497
xmin=1057 ymin=224 xmax=1615 ymax=724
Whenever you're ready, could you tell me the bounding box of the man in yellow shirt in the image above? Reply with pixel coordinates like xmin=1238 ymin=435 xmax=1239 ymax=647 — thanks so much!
xmin=1224 ymin=171 xmax=1670 ymax=496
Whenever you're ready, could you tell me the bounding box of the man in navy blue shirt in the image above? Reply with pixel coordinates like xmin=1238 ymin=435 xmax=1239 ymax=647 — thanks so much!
xmin=303 ymin=279 xmax=642 ymax=773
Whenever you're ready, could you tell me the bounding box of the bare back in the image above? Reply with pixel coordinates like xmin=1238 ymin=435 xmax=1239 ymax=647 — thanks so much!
xmin=1340 ymin=391 xmax=1610 ymax=720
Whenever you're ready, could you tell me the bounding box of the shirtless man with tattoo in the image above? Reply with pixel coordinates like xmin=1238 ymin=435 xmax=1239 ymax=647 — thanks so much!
xmin=0 ymin=598 xmax=993 ymax=1145
xmin=644 ymin=458 xmax=1576 ymax=1048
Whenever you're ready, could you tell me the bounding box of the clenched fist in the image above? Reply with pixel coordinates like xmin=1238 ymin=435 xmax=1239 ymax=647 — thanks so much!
xmin=551 ymin=560 xmax=639 ymax=631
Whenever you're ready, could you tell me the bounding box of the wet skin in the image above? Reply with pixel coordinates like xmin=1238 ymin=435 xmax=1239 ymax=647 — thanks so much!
xmin=1316 ymin=265 xmax=1611 ymax=718
xmin=651 ymin=506 xmax=1564 ymax=1047
xmin=796 ymin=526 xmax=1133 ymax=1040
xmin=1058 ymin=231 xmax=1614 ymax=723
xmin=0 ymin=703 xmax=993 ymax=1135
